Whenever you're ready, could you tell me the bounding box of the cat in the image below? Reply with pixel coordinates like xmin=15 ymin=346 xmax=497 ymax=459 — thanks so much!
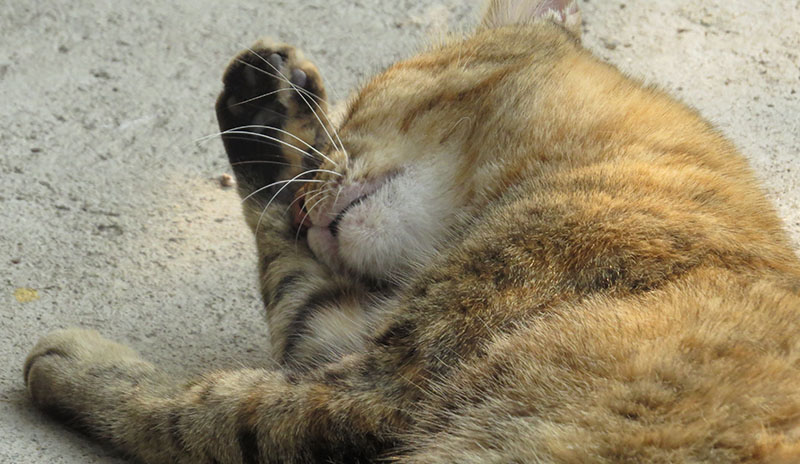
xmin=24 ymin=0 xmax=800 ymax=462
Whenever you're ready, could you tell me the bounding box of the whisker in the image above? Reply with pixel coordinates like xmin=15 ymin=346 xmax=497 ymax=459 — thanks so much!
xmin=209 ymin=134 xmax=288 ymax=152
xmin=245 ymin=51 xmax=340 ymax=154
xmin=305 ymin=188 xmax=330 ymax=217
xmin=253 ymin=168 xmax=338 ymax=235
xmin=284 ymin=186 xmax=315 ymax=214
xmin=230 ymin=160 xmax=294 ymax=168
xmin=241 ymin=177 xmax=324 ymax=205
xmin=203 ymin=129 xmax=323 ymax=165
xmin=245 ymin=49 xmax=349 ymax=164
xmin=283 ymin=182 xmax=330 ymax=225
xmin=234 ymin=58 xmax=328 ymax=103
xmin=217 ymin=134 xmax=283 ymax=145
xmin=246 ymin=166 xmax=340 ymax=205
xmin=227 ymin=88 xmax=295 ymax=107
xmin=294 ymin=92 xmax=349 ymax=164
xmin=293 ymin=187 xmax=332 ymax=247
xmin=332 ymin=184 xmax=344 ymax=219
xmin=229 ymin=124 xmax=337 ymax=167
xmin=296 ymin=89 xmax=349 ymax=165
xmin=288 ymin=185 xmax=329 ymax=216
xmin=197 ymin=125 xmax=338 ymax=168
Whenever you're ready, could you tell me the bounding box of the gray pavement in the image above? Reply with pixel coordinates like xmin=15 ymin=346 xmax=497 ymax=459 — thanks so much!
xmin=2 ymin=1 xmax=798 ymax=462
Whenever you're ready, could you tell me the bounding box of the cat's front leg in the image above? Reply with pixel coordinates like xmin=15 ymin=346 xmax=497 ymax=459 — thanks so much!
xmin=248 ymin=204 xmax=384 ymax=370
xmin=24 ymin=328 xmax=410 ymax=463
xmin=215 ymin=38 xmax=332 ymax=210
xmin=24 ymin=329 xmax=180 ymax=456
xmin=216 ymin=41 xmax=382 ymax=369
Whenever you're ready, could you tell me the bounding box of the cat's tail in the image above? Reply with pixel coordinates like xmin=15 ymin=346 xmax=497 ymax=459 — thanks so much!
xmin=480 ymin=0 xmax=582 ymax=37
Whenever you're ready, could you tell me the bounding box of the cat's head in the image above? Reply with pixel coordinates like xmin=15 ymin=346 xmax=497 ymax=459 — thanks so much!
xmin=295 ymin=0 xmax=582 ymax=282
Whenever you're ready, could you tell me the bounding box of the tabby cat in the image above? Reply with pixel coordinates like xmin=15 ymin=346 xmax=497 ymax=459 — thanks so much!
xmin=24 ymin=0 xmax=800 ymax=462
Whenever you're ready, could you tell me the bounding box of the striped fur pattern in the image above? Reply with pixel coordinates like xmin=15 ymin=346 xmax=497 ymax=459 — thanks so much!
xmin=24 ymin=1 xmax=800 ymax=462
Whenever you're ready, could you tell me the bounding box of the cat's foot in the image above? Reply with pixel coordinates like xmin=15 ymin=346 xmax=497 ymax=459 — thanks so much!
xmin=24 ymin=328 xmax=159 ymax=433
xmin=216 ymin=39 xmax=329 ymax=204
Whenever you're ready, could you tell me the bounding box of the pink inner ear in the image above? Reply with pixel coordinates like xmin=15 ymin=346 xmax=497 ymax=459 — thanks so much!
xmin=533 ymin=0 xmax=572 ymax=18
xmin=533 ymin=0 xmax=582 ymax=28
xmin=481 ymin=0 xmax=582 ymax=36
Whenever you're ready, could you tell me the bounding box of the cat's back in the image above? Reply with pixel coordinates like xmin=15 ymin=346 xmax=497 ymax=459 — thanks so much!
xmin=397 ymin=22 xmax=799 ymax=318
xmin=405 ymin=265 xmax=800 ymax=463
xmin=389 ymin=21 xmax=800 ymax=464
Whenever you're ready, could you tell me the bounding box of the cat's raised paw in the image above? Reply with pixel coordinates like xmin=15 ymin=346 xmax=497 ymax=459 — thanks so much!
xmin=216 ymin=40 xmax=329 ymax=203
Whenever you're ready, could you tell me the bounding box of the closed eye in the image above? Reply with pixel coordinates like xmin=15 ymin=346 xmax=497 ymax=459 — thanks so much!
xmin=329 ymin=194 xmax=370 ymax=237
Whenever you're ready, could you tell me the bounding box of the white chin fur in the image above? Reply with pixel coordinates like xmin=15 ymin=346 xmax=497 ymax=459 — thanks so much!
xmin=336 ymin=163 xmax=455 ymax=281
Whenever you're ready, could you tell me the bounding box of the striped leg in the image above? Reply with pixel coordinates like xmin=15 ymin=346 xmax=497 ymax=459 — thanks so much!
xmin=216 ymin=40 xmax=381 ymax=369
xmin=253 ymin=206 xmax=386 ymax=369
xmin=215 ymin=39 xmax=331 ymax=206
xmin=23 ymin=328 xmax=412 ymax=463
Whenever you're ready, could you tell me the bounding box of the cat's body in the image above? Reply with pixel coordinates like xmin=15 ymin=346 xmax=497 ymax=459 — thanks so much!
xmin=24 ymin=0 xmax=800 ymax=462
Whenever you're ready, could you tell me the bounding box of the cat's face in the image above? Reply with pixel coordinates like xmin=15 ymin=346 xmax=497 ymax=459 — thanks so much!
xmin=292 ymin=4 xmax=584 ymax=282
xmin=299 ymin=103 xmax=469 ymax=282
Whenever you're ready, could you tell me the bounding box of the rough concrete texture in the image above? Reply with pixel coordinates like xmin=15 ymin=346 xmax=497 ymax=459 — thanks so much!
xmin=1 ymin=0 xmax=798 ymax=462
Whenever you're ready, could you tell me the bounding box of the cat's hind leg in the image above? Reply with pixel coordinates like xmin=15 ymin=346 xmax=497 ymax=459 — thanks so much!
xmin=24 ymin=327 xmax=410 ymax=463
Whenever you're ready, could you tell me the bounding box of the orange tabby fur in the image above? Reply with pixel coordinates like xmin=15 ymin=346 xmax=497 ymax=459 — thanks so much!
xmin=24 ymin=1 xmax=800 ymax=462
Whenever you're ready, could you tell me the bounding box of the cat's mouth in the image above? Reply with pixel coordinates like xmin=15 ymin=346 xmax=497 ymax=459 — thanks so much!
xmin=328 ymin=194 xmax=370 ymax=237
xmin=299 ymin=172 xmax=398 ymax=231
xmin=300 ymin=172 xmax=398 ymax=272
xmin=291 ymin=186 xmax=373 ymax=236
xmin=300 ymin=165 xmax=449 ymax=279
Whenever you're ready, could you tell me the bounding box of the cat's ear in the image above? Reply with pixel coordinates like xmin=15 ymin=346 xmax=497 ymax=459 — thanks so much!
xmin=480 ymin=0 xmax=582 ymax=38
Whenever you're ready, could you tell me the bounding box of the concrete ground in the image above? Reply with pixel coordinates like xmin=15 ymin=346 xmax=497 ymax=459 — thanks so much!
xmin=1 ymin=0 xmax=798 ymax=462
